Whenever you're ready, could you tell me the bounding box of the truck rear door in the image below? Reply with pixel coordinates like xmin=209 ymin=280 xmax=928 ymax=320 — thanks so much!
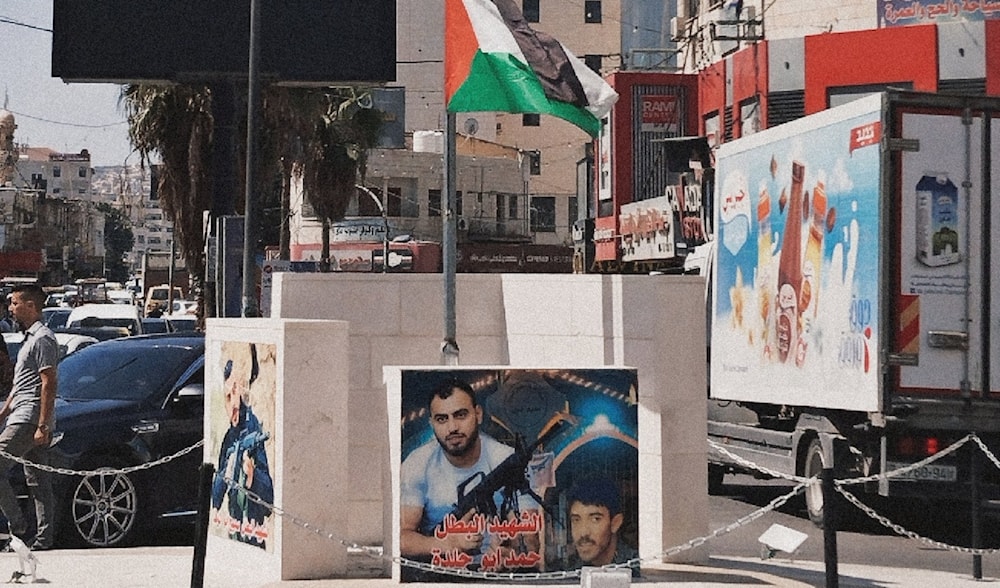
xmin=890 ymin=97 xmax=1000 ymax=400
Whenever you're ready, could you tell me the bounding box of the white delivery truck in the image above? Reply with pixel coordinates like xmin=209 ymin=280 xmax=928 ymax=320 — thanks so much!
xmin=707 ymin=90 xmax=1000 ymax=524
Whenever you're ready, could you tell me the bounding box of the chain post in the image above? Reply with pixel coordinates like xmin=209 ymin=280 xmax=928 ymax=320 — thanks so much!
xmin=821 ymin=467 xmax=839 ymax=588
xmin=191 ymin=462 xmax=214 ymax=588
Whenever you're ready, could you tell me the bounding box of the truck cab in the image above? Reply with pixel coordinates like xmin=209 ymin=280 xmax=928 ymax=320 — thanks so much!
xmin=144 ymin=285 xmax=185 ymax=318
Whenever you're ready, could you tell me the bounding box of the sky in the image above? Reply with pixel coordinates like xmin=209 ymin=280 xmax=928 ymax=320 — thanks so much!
xmin=0 ymin=1 xmax=135 ymax=167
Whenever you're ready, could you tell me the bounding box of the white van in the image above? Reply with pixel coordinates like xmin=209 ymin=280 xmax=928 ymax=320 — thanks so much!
xmin=66 ymin=304 xmax=144 ymax=336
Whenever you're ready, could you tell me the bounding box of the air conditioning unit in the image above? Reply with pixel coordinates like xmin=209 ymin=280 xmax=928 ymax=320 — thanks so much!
xmin=669 ymin=16 xmax=684 ymax=42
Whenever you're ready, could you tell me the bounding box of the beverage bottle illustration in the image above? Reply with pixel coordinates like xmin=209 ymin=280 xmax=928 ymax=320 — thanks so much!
xmin=801 ymin=181 xmax=827 ymax=319
xmin=775 ymin=161 xmax=805 ymax=364
xmin=915 ymin=173 xmax=960 ymax=266
xmin=757 ymin=187 xmax=774 ymax=354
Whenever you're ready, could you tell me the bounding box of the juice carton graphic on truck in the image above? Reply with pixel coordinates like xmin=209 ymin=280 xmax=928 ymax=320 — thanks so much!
xmin=915 ymin=172 xmax=961 ymax=267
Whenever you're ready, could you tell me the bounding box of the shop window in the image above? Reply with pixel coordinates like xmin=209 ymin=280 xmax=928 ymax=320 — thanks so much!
xmin=428 ymin=189 xmax=442 ymax=217
xmin=523 ymin=113 xmax=540 ymax=127
xmin=585 ymin=1 xmax=602 ymax=23
xmin=523 ymin=0 xmax=539 ymax=22
xmin=531 ymin=197 xmax=556 ymax=232
xmin=527 ymin=151 xmax=541 ymax=176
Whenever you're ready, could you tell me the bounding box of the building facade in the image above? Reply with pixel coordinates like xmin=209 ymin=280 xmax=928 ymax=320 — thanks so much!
xmin=289 ymin=141 xmax=530 ymax=265
xmin=394 ymin=0 xmax=680 ymax=247
xmin=673 ymin=0 xmax=1000 ymax=145
xmin=90 ymin=163 xmax=175 ymax=276
xmin=0 ymin=115 xmax=109 ymax=281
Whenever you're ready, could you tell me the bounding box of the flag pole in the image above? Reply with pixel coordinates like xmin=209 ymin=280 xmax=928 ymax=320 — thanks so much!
xmin=442 ymin=111 xmax=460 ymax=365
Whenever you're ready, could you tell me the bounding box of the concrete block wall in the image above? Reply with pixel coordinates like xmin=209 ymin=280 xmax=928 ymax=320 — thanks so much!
xmin=204 ymin=318 xmax=351 ymax=582
xmin=271 ymin=272 xmax=708 ymax=566
xmin=497 ymin=274 xmax=708 ymax=558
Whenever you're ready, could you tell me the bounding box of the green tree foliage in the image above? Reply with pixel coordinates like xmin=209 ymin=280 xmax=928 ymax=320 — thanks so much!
xmin=96 ymin=202 xmax=134 ymax=283
xmin=121 ymin=84 xmax=383 ymax=314
xmin=121 ymin=85 xmax=213 ymax=281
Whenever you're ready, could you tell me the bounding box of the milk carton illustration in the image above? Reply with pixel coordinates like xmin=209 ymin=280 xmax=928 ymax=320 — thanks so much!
xmin=915 ymin=173 xmax=960 ymax=267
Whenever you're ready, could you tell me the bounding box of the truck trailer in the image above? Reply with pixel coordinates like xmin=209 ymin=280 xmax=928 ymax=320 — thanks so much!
xmin=707 ymin=89 xmax=1000 ymax=524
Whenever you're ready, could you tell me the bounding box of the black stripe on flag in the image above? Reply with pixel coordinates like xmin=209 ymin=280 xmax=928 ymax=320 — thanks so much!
xmin=492 ymin=0 xmax=589 ymax=108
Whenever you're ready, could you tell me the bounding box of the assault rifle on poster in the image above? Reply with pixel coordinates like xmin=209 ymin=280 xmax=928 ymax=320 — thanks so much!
xmin=224 ymin=429 xmax=269 ymax=488
xmin=449 ymin=420 xmax=565 ymax=522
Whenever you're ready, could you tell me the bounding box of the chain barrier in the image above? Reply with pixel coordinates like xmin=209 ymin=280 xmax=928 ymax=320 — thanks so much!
xmin=220 ymin=474 xmax=808 ymax=581
xmin=712 ymin=432 xmax=1000 ymax=558
xmin=833 ymin=484 xmax=1000 ymax=556
xmin=0 ymin=440 xmax=204 ymax=477
xmin=835 ymin=433 xmax=972 ymax=487
xmin=971 ymin=434 xmax=1000 ymax=472
xmin=708 ymin=439 xmax=815 ymax=485
xmin=10 ymin=432 xmax=1000 ymax=577
xmin=832 ymin=433 xmax=1000 ymax=557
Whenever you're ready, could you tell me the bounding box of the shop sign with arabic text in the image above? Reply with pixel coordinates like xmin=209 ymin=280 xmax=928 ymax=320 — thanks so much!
xmin=879 ymin=0 xmax=1000 ymax=27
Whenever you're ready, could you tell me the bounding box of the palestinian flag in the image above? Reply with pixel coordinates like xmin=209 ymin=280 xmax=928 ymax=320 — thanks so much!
xmin=445 ymin=0 xmax=618 ymax=137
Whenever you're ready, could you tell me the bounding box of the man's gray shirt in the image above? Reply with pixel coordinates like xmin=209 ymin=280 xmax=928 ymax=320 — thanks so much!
xmin=9 ymin=321 xmax=58 ymax=427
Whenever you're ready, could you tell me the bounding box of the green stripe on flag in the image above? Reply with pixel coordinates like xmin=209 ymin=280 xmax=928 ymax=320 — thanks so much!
xmin=448 ymin=51 xmax=601 ymax=137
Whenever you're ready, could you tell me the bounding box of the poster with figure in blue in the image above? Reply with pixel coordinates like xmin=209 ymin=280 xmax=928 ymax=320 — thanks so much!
xmin=397 ymin=368 xmax=639 ymax=582
xmin=208 ymin=341 xmax=277 ymax=550
xmin=711 ymin=96 xmax=882 ymax=412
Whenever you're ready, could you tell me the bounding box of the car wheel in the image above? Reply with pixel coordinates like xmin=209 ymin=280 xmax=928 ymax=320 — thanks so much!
xmin=70 ymin=467 xmax=140 ymax=547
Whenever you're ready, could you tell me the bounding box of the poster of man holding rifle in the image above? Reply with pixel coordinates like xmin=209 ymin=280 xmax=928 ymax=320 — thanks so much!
xmin=209 ymin=341 xmax=276 ymax=550
xmin=397 ymin=368 xmax=639 ymax=582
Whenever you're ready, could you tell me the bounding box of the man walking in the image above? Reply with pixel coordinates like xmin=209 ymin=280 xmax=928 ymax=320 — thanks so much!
xmin=1 ymin=285 xmax=57 ymax=550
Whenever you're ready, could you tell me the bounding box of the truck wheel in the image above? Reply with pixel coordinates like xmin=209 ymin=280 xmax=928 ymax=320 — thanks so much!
xmin=804 ymin=439 xmax=826 ymax=527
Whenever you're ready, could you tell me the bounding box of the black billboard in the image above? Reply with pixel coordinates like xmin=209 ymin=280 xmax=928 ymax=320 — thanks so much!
xmin=52 ymin=0 xmax=396 ymax=85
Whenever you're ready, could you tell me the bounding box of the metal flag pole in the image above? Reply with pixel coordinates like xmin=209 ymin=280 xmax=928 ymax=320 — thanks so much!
xmin=241 ymin=0 xmax=262 ymax=318
xmin=442 ymin=111 xmax=460 ymax=365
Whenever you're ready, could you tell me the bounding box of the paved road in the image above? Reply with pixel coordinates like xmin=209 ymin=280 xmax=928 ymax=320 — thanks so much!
xmin=709 ymin=473 xmax=1000 ymax=579
xmin=6 ymin=545 xmax=1000 ymax=588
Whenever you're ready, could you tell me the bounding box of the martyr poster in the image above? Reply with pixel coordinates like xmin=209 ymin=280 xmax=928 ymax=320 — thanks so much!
xmin=396 ymin=367 xmax=639 ymax=582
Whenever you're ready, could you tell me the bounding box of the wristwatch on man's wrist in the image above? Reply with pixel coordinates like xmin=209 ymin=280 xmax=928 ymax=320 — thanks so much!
xmin=38 ymin=423 xmax=50 ymax=433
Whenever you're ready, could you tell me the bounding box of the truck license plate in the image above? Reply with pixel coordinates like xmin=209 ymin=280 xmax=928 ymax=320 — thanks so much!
xmin=885 ymin=462 xmax=957 ymax=482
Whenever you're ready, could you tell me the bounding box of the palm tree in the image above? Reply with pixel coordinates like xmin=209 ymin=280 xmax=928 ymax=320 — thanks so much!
xmin=121 ymin=84 xmax=383 ymax=318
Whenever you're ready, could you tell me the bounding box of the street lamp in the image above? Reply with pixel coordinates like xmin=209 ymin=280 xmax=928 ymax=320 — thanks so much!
xmin=355 ymin=184 xmax=390 ymax=273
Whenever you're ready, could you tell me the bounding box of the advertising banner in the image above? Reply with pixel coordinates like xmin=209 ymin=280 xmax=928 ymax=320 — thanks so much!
xmin=878 ymin=0 xmax=1000 ymax=27
xmin=619 ymin=195 xmax=676 ymax=262
xmin=208 ymin=341 xmax=277 ymax=550
xmin=712 ymin=98 xmax=882 ymax=411
xmin=396 ymin=368 xmax=639 ymax=582
xmin=639 ymin=95 xmax=679 ymax=134
xmin=457 ymin=243 xmax=574 ymax=273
